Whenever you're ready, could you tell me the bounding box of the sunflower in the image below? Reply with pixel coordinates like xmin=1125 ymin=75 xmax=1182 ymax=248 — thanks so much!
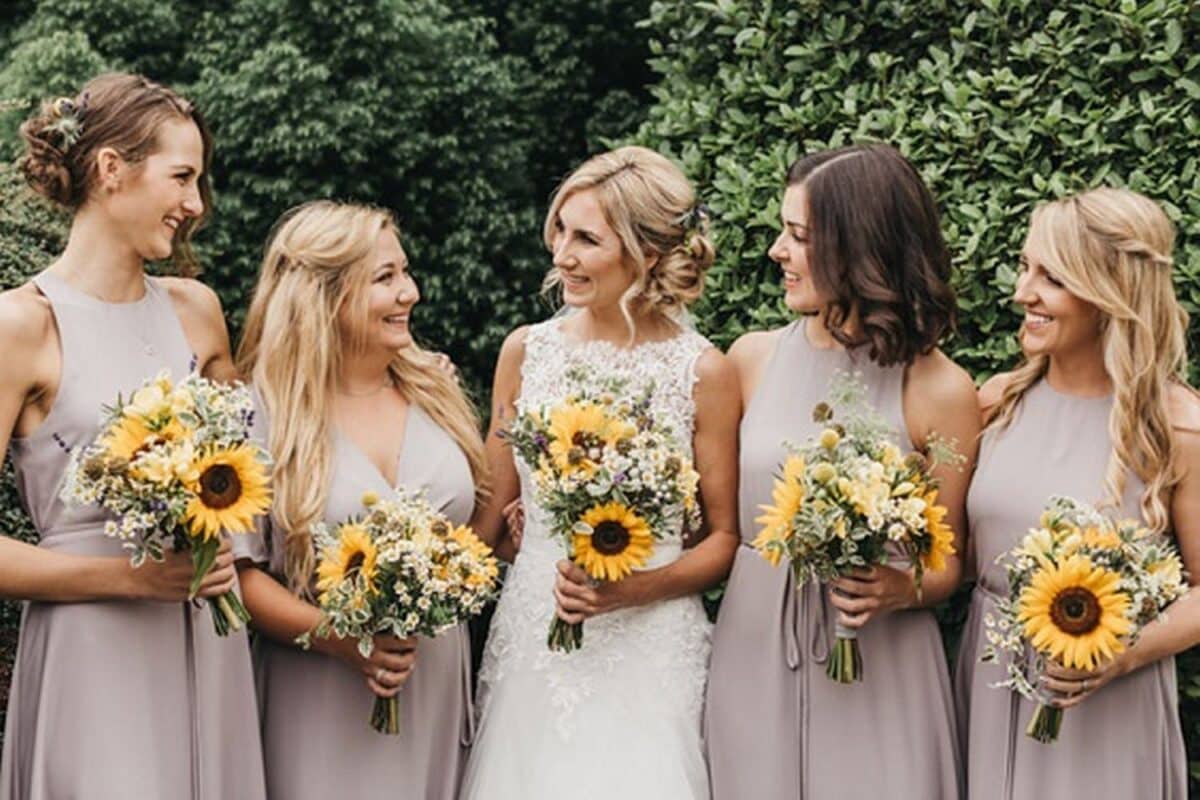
xmin=753 ymin=455 xmax=805 ymax=566
xmin=1017 ymin=554 xmax=1131 ymax=671
xmin=572 ymin=502 xmax=654 ymax=581
xmin=920 ymin=488 xmax=956 ymax=572
xmin=185 ymin=445 xmax=272 ymax=541
xmin=547 ymin=402 xmax=632 ymax=475
xmin=102 ymin=414 xmax=190 ymax=462
xmin=316 ymin=523 xmax=379 ymax=598
xmin=1080 ymin=525 xmax=1122 ymax=550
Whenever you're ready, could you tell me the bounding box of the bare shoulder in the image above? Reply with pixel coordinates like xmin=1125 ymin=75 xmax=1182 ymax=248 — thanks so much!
xmin=1168 ymin=382 xmax=1200 ymax=434
xmin=495 ymin=324 xmax=531 ymax=375
xmin=159 ymin=276 xmax=224 ymax=324
xmin=977 ymin=370 xmax=1016 ymax=414
xmin=0 ymin=284 xmax=56 ymax=356
xmin=693 ymin=345 xmax=738 ymax=392
xmin=727 ymin=328 xmax=782 ymax=371
xmin=908 ymin=349 xmax=978 ymax=409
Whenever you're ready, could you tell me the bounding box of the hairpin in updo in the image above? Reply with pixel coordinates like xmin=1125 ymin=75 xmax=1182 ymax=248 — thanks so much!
xmin=42 ymin=92 xmax=90 ymax=152
xmin=679 ymin=202 xmax=713 ymax=233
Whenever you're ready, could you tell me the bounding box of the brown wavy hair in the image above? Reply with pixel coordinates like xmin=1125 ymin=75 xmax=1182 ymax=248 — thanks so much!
xmin=786 ymin=143 xmax=956 ymax=366
xmin=18 ymin=72 xmax=213 ymax=275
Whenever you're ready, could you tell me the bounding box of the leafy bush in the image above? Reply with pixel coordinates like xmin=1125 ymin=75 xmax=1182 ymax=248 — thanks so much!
xmin=637 ymin=0 xmax=1200 ymax=786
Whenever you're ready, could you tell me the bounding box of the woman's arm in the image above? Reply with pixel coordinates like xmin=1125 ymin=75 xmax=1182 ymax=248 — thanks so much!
xmin=468 ymin=327 xmax=528 ymax=560
xmin=830 ymin=351 xmax=981 ymax=626
xmin=553 ymin=348 xmax=741 ymax=621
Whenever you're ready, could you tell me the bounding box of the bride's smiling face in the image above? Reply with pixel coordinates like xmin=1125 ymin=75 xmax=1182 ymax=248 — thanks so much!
xmin=550 ymin=188 xmax=635 ymax=312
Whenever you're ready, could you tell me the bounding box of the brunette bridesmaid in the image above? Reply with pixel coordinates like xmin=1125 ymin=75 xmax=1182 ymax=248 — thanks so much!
xmin=233 ymin=201 xmax=488 ymax=799
xmin=705 ymin=143 xmax=978 ymax=799
xmin=0 ymin=73 xmax=265 ymax=798
xmin=955 ymin=187 xmax=1199 ymax=799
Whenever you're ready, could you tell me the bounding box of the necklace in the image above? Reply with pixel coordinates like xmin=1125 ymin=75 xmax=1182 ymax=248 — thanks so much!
xmin=337 ymin=375 xmax=394 ymax=397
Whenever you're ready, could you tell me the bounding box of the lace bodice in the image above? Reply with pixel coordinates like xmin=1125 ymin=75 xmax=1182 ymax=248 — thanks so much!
xmin=473 ymin=317 xmax=715 ymax=742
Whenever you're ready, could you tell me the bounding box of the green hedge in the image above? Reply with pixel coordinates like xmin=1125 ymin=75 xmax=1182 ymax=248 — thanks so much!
xmin=635 ymin=0 xmax=1200 ymax=785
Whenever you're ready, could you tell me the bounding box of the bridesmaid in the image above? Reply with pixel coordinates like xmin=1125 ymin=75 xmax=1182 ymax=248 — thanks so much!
xmin=955 ymin=188 xmax=1200 ymax=799
xmin=705 ymin=143 xmax=979 ymax=799
xmin=233 ymin=200 xmax=488 ymax=799
xmin=0 ymin=73 xmax=265 ymax=798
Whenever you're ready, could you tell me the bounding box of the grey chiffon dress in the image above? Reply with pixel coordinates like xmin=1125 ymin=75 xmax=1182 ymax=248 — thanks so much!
xmin=954 ymin=379 xmax=1186 ymax=799
xmin=1 ymin=270 xmax=266 ymax=799
xmin=705 ymin=320 xmax=962 ymax=799
xmin=235 ymin=401 xmax=476 ymax=800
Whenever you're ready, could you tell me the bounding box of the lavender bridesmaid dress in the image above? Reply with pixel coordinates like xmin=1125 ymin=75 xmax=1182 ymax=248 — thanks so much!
xmin=954 ymin=379 xmax=1186 ymax=799
xmin=1 ymin=271 xmax=266 ymax=799
xmin=235 ymin=403 xmax=476 ymax=800
xmin=705 ymin=320 xmax=961 ymax=799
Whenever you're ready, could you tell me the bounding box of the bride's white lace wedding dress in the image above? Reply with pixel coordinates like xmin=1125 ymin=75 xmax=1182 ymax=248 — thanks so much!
xmin=459 ymin=318 xmax=714 ymax=800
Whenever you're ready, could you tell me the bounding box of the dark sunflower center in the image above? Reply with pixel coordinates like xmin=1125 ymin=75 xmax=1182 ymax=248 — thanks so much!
xmin=592 ymin=521 xmax=631 ymax=556
xmin=1049 ymin=587 xmax=1102 ymax=635
xmin=346 ymin=551 xmax=366 ymax=578
xmin=198 ymin=464 xmax=243 ymax=509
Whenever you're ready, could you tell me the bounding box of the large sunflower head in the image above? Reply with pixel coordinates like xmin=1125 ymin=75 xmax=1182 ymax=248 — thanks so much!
xmin=752 ymin=454 xmax=805 ymax=566
xmin=572 ymin=501 xmax=654 ymax=582
xmin=185 ymin=445 xmax=272 ymax=541
xmin=1017 ymin=553 xmax=1132 ymax=671
xmin=920 ymin=489 xmax=956 ymax=572
xmin=546 ymin=402 xmax=632 ymax=475
xmin=316 ymin=523 xmax=379 ymax=599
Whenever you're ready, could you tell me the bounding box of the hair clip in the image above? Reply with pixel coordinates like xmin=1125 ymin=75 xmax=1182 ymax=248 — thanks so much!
xmin=43 ymin=92 xmax=89 ymax=152
xmin=680 ymin=202 xmax=713 ymax=231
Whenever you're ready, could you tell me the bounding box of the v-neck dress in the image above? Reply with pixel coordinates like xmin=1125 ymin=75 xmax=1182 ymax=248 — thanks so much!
xmin=235 ymin=402 xmax=477 ymax=800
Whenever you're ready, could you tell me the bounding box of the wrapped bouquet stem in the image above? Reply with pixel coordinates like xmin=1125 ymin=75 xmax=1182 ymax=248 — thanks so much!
xmin=62 ymin=371 xmax=270 ymax=635
xmin=751 ymin=372 xmax=962 ymax=684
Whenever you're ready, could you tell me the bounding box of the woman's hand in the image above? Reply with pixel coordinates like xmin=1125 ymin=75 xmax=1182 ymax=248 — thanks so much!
xmin=503 ymin=499 xmax=525 ymax=553
xmin=829 ymin=565 xmax=918 ymax=629
xmin=1040 ymin=655 xmax=1129 ymax=709
xmin=128 ymin=537 xmax=236 ymax=602
xmin=553 ymin=560 xmax=635 ymax=623
xmin=332 ymin=634 xmax=419 ymax=698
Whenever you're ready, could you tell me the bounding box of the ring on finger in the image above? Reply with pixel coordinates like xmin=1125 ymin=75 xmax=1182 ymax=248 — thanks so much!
xmin=376 ymin=667 xmax=387 ymax=683
xmin=1082 ymin=678 xmax=1091 ymax=692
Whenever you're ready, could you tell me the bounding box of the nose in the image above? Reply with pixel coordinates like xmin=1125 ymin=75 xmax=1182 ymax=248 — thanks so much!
xmin=767 ymin=231 xmax=788 ymax=263
xmin=552 ymin=235 xmax=574 ymax=270
xmin=396 ymin=273 xmax=419 ymax=307
xmin=1012 ymin=268 xmax=1035 ymax=306
xmin=181 ymin=183 xmax=203 ymax=218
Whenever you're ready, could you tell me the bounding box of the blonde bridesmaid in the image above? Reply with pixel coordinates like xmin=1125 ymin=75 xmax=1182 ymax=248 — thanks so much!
xmin=955 ymin=188 xmax=1200 ymax=799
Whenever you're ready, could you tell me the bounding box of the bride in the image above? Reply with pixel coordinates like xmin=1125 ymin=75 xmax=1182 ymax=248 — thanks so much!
xmin=459 ymin=146 xmax=739 ymax=799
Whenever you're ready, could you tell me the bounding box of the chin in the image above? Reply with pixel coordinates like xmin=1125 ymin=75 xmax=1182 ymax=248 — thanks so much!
xmin=784 ymin=294 xmax=822 ymax=315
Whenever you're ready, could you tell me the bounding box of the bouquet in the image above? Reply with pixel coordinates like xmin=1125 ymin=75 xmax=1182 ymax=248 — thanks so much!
xmin=303 ymin=489 xmax=499 ymax=734
xmin=982 ymin=495 xmax=1187 ymax=742
xmin=751 ymin=372 xmax=962 ymax=683
xmin=62 ymin=371 xmax=271 ymax=635
xmin=505 ymin=370 xmax=701 ymax=653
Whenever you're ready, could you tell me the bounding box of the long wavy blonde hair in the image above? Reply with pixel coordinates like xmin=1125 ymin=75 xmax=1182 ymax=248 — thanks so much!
xmin=236 ymin=201 xmax=488 ymax=594
xmin=987 ymin=187 xmax=1188 ymax=532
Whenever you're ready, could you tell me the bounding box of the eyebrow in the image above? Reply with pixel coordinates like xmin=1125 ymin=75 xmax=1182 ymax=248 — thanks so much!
xmin=784 ymin=219 xmax=808 ymax=231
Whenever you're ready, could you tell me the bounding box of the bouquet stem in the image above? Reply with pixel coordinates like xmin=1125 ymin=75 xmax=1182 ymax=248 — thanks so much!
xmin=371 ymin=696 xmax=400 ymax=735
xmin=1026 ymin=702 xmax=1063 ymax=743
xmin=547 ymin=616 xmax=584 ymax=653
xmin=208 ymin=590 xmax=251 ymax=637
xmin=826 ymin=623 xmax=862 ymax=684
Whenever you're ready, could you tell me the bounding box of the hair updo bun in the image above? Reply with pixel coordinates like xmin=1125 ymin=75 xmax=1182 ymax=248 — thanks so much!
xmin=542 ymin=145 xmax=715 ymax=330
xmin=17 ymin=72 xmax=214 ymax=274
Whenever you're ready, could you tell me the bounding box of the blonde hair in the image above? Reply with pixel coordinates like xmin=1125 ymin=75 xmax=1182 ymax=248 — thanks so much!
xmin=987 ymin=187 xmax=1188 ymax=532
xmin=542 ymin=145 xmax=714 ymax=339
xmin=236 ymin=200 xmax=488 ymax=594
